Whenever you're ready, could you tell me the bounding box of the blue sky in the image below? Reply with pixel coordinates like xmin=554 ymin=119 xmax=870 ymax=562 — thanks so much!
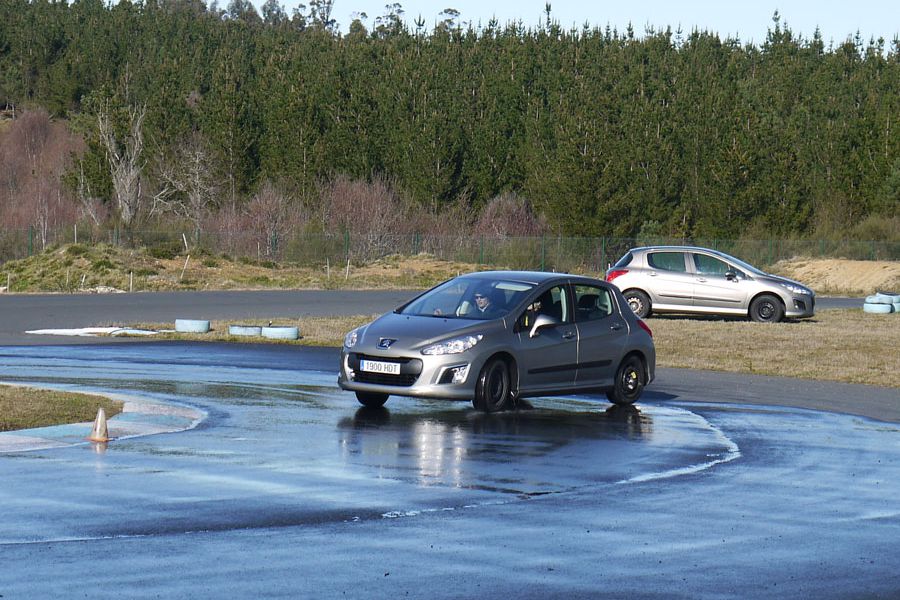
xmin=300 ymin=0 xmax=899 ymax=45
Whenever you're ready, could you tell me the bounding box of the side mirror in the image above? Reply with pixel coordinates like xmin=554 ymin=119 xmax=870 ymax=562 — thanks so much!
xmin=726 ymin=270 xmax=738 ymax=281
xmin=529 ymin=314 xmax=561 ymax=338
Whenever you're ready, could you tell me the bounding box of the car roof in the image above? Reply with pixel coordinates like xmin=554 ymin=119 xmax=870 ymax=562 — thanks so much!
xmin=462 ymin=270 xmax=604 ymax=286
xmin=630 ymin=245 xmax=733 ymax=258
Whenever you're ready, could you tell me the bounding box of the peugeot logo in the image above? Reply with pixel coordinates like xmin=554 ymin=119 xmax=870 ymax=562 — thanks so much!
xmin=378 ymin=338 xmax=397 ymax=349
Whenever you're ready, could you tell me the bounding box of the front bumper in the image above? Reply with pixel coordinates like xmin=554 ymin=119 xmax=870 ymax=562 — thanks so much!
xmin=338 ymin=349 xmax=481 ymax=400
xmin=784 ymin=294 xmax=815 ymax=319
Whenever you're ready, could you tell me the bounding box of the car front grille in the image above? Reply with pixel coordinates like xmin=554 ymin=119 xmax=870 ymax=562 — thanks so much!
xmin=354 ymin=371 xmax=420 ymax=386
xmin=349 ymin=353 xmax=423 ymax=387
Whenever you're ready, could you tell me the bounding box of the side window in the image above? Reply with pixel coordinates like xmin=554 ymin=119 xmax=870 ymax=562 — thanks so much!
xmin=693 ymin=254 xmax=730 ymax=276
xmin=648 ymin=252 xmax=687 ymax=272
xmin=519 ymin=285 xmax=570 ymax=329
xmin=574 ymin=285 xmax=613 ymax=322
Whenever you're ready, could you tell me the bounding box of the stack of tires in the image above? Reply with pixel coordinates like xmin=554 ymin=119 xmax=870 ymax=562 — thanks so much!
xmin=864 ymin=291 xmax=900 ymax=314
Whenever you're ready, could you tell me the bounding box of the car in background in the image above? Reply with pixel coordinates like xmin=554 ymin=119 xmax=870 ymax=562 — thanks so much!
xmin=606 ymin=246 xmax=815 ymax=323
xmin=338 ymin=271 xmax=655 ymax=412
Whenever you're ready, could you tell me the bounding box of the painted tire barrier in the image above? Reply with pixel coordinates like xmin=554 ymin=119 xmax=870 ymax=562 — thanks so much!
xmin=261 ymin=326 xmax=300 ymax=340
xmin=228 ymin=325 xmax=263 ymax=337
xmin=865 ymin=294 xmax=894 ymax=304
xmin=863 ymin=302 xmax=893 ymax=314
xmin=175 ymin=319 xmax=211 ymax=333
xmin=875 ymin=291 xmax=899 ymax=302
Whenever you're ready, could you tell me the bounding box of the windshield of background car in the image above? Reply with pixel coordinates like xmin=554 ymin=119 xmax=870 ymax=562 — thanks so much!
xmin=715 ymin=252 xmax=767 ymax=276
xmin=613 ymin=252 xmax=633 ymax=268
xmin=399 ymin=277 xmax=536 ymax=319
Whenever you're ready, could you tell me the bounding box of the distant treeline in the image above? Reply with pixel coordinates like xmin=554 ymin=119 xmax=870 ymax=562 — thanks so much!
xmin=0 ymin=0 xmax=898 ymax=243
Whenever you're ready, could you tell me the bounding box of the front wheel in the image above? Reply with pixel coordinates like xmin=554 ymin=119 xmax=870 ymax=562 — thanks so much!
xmin=623 ymin=290 xmax=652 ymax=318
xmin=606 ymin=355 xmax=646 ymax=406
xmin=355 ymin=391 xmax=389 ymax=408
xmin=473 ymin=357 xmax=511 ymax=413
xmin=749 ymin=294 xmax=784 ymax=323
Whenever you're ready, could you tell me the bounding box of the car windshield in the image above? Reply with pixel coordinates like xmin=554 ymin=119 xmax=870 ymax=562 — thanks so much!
xmin=714 ymin=251 xmax=767 ymax=276
xmin=399 ymin=276 xmax=536 ymax=320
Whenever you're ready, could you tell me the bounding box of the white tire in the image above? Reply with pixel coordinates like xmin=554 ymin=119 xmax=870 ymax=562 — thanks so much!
xmin=261 ymin=326 xmax=299 ymax=340
xmin=175 ymin=319 xmax=210 ymax=333
xmin=863 ymin=302 xmax=893 ymax=314
xmin=228 ymin=325 xmax=263 ymax=336
xmin=865 ymin=295 xmax=893 ymax=305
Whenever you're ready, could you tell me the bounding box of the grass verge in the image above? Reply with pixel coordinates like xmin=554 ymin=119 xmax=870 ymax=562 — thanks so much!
xmin=649 ymin=309 xmax=899 ymax=387
xmin=0 ymin=384 xmax=124 ymax=432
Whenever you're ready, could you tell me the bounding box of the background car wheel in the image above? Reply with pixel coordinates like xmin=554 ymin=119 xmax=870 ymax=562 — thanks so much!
xmin=606 ymin=355 xmax=645 ymax=406
xmin=750 ymin=294 xmax=784 ymax=323
xmin=473 ymin=357 xmax=511 ymax=413
xmin=355 ymin=391 xmax=389 ymax=408
xmin=623 ymin=290 xmax=651 ymax=318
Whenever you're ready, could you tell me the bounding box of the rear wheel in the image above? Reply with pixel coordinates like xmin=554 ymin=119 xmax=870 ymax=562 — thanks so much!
xmin=355 ymin=391 xmax=389 ymax=408
xmin=473 ymin=357 xmax=511 ymax=413
xmin=606 ymin=355 xmax=645 ymax=406
xmin=749 ymin=294 xmax=784 ymax=323
xmin=624 ymin=290 xmax=651 ymax=318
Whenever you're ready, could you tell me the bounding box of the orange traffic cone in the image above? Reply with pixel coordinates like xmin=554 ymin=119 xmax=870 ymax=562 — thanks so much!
xmin=87 ymin=407 xmax=110 ymax=442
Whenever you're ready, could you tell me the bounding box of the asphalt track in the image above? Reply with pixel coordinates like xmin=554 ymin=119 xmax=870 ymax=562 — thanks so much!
xmin=0 ymin=290 xmax=896 ymax=599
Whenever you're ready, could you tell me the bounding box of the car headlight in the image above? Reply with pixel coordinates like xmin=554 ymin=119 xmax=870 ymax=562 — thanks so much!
xmin=421 ymin=334 xmax=483 ymax=355
xmin=780 ymin=282 xmax=810 ymax=295
xmin=343 ymin=328 xmax=359 ymax=348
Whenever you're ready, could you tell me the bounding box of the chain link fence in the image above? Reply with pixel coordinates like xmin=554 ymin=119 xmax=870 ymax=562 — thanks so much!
xmin=2 ymin=226 xmax=898 ymax=272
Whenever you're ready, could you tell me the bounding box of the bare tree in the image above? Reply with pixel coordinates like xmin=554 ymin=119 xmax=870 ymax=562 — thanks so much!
xmin=97 ymin=100 xmax=146 ymax=232
xmin=151 ymin=132 xmax=220 ymax=241
xmin=246 ymin=180 xmax=298 ymax=256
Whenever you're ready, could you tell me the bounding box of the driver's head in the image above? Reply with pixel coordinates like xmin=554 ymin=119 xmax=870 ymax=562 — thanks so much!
xmin=474 ymin=287 xmax=492 ymax=309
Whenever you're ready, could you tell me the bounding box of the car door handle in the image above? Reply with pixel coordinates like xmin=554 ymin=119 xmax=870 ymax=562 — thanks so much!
xmin=562 ymin=331 xmax=576 ymax=340
xmin=610 ymin=323 xmax=623 ymax=331
xmin=696 ymin=277 xmax=707 ymax=282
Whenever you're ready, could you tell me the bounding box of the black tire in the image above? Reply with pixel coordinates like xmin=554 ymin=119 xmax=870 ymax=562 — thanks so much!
xmin=606 ymin=355 xmax=646 ymax=406
xmin=473 ymin=357 xmax=511 ymax=413
xmin=749 ymin=294 xmax=784 ymax=323
xmin=623 ymin=290 xmax=651 ymax=318
xmin=355 ymin=391 xmax=389 ymax=408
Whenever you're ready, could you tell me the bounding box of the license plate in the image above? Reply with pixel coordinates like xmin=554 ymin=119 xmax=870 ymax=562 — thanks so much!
xmin=360 ymin=360 xmax=401 ymax=375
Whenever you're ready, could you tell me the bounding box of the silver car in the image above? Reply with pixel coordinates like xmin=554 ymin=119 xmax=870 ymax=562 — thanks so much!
xmin=606 ymin=246 xmax=815 ymax=322
xmin=338 ymin=271 xmax=656 ymax=412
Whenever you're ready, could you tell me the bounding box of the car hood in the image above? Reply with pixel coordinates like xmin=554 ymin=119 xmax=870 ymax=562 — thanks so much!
xmin=757 ymin=273 xmax=814 ymax=294
xmin=356 ymin=312 xmax=505 ymax=353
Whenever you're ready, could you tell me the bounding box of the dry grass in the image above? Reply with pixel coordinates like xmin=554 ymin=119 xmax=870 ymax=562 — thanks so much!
xmin=770 ymin=258 xmax=900 ymax=296
xmin=1 ymin=244 xmax=484 ymax=293
xmin=650 ymin=309 xmax=900 ymax=387
xmin=0 ymin=384 xmax=123 ymax=432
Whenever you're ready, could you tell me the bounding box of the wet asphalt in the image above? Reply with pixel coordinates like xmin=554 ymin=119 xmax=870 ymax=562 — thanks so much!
xmin=0 ymin=342 xmax=897 ymax=599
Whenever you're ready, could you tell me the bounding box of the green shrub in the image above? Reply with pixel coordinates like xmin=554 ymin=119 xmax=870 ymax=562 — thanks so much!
xmin=66 ymin=244 xmax=89 ymax=256
xmin=148 ymin=243 xmax=181 ymax=260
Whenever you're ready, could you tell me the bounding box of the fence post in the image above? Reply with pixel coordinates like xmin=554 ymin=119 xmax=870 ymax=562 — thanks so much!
xmin=540 ymin=235 xmax=546 ymax=271
xmin=28 ymin=226 xmax=33 ymax=256
xmin=479 ymin=236 xmax=484 ymax=265
xmin=413 ymin=233 xmax=420 ymax=255
xmin=601 ymin=237 xmax=606 ymax=271
xmin=343 ymin=231 xmax=350 ymax=264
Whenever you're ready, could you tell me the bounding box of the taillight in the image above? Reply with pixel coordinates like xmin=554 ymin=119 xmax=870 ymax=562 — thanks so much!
xmin=606 ymin=269 xmax=628 ymax=282
xmin=636 ymin=319 xmax=652 ymax=337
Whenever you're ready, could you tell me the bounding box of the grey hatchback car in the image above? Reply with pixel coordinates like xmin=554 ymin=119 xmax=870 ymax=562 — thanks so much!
xmin=606 ymin=246 xmax=815 ymax=322
xmin=338 ymin=271 xmax=655 ymax=412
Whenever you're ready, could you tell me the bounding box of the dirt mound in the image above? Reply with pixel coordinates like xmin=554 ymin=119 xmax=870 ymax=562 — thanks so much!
xmin=771 ymin=258 xmax=900 ymax=296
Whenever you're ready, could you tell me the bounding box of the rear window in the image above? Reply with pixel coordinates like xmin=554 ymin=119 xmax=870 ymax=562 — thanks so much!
xmin=648 ymin=252 xmax=687 ymax=272
xmin=613 ymin=252 xmax=633 ymax=268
